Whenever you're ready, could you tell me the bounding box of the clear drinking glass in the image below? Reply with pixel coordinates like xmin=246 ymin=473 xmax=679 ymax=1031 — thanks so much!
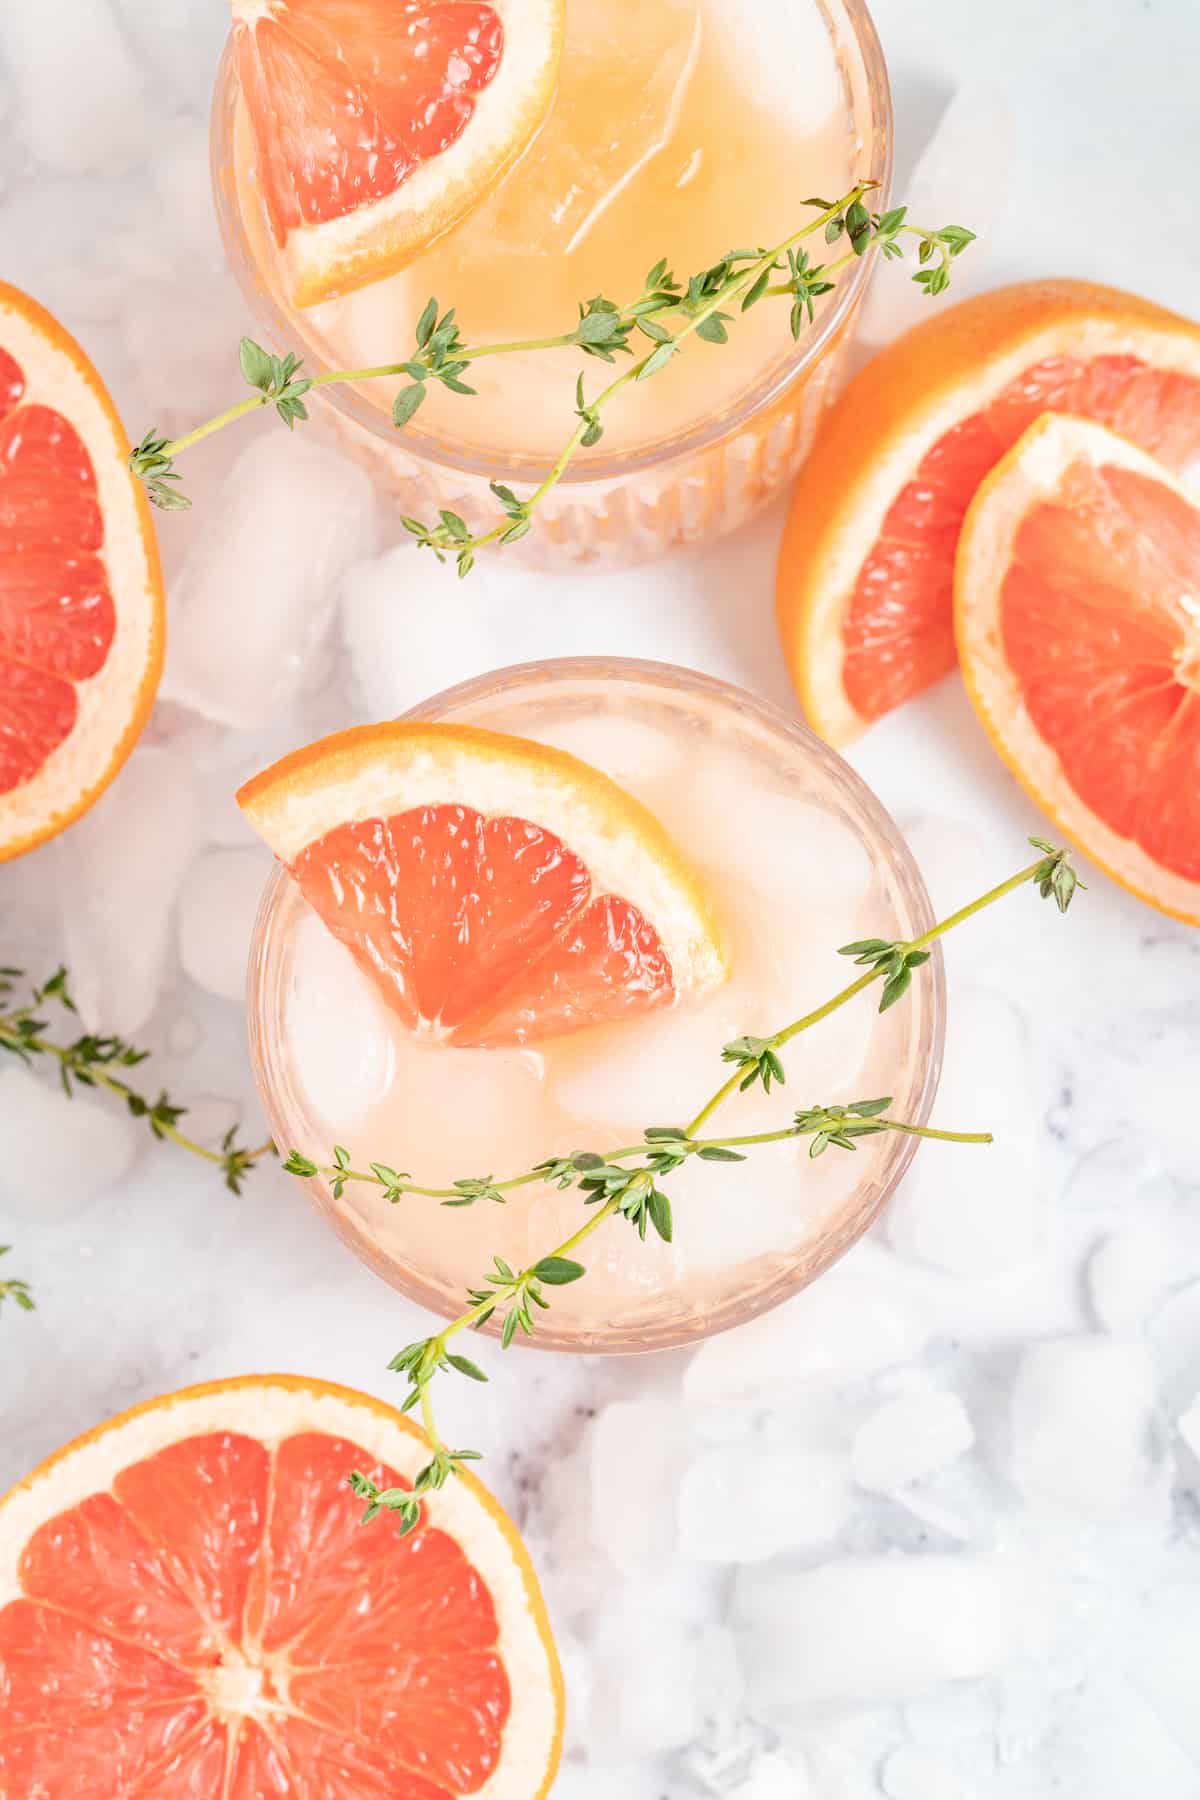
xmin=210 ymin=1 xmax=892 ymax=565
xmin=246 ymin=658 xmax=944 ymax=1352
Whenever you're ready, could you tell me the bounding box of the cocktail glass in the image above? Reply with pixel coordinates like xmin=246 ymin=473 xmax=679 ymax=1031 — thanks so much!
xmin=211 ymin=0 xmax=892 ymax=563
xmin=247 ymin=657 xmax=943 ymax=1351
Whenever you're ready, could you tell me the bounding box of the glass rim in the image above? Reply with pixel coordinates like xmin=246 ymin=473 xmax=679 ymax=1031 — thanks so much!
xmin=209 ymin=0 xmax=894 ymax=488
xmin=245 ymin=655 xmax=945 ymax=1353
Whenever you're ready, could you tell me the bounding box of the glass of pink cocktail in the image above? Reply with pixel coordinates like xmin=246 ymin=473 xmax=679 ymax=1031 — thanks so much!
xmin=246 ymin=658 xmax=943 ymax=1351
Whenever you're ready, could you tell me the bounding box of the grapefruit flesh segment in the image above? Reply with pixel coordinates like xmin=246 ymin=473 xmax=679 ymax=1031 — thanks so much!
xmin=291 ymin=802 xmax=677 ymax=1046
xmin=0 ymin=373 xmax=116 ymax=794
xmin=238 ymin=0 xmax=505 ymax=242
xmin=0 ymin=660 xmax=79 ymax=792
xmin=843 ymin=353 xmax=1200 ymax=723
xmin=1000 ymin=457 xmax=1200 ymax=879
xmin=0 ymin=1425 xmax=512 ymax=1798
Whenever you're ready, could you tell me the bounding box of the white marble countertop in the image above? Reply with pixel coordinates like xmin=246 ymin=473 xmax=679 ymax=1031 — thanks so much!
xmin=2 ymin=1 xmax=1200 ymax=1795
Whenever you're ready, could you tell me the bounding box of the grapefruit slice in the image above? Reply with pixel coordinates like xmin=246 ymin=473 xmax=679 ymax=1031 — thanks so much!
xmin=0 ymin=1374 xmax=563 ymax=1799
xmin=956 ymin=413 xmax=1200 ymax=925
xmin=776 ymin=279 xmax=1200 ymax=744
xmin=238 ymin=720 xmax=726 ymax=1047
xmin=0 ymin=283 xmax=164 ymax=862
xmin=231 ymin=0 xmax=566 ymax=307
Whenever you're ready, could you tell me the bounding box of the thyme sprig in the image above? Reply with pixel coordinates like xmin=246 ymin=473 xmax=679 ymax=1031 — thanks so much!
xmin=315 ymin=840 xmax=1076 ymax=1533
xmin=130 ymin=189 xmax=974 ymax=571
xmin=0 ymin=1245 xmax=34 ymax=1316
xmin=0 ymin=967 xmax=276 ymax=1316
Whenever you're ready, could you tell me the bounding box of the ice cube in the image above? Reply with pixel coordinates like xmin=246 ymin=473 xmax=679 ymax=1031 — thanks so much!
xmin=1035 ymin=1676 xmax=1200 ymax=1799
xmin=734 ymin=1555 xmax=1041 ymax=1711
xmin=528 ymin=712 xmax=683 ymax=789
xmin=1009 ymin=1339 xmax=1159 ymax=1519
xmin=672 ymin=761 xmax=874 ymax=913
xmin=707 ymin=0 xmax=840 ymax=131
xmin=729 ymin=1749 xmax=815 ymax=1800
xmin=852 ymin=1388 xmax=974 ymax=1493
xmin=59 ymin=745 xmax=199 ymax=1037
xmin=163 ymin=432 xmax=376 ymax=730
xmin=166 ymin=1013 xmax=201 ymax=1057
xmin=679 ymin=1446 xmax=851 ymax=1563
xmin=341 ymin=538 xmax=735 ymax=723
xmin=587 ymin=1400 xmax=687 ymax=1576
xmin=1124 ymin=1578 xmax=1200 ymax=1763
xmin=549 ymin=1764 xmax=663 ymax=1800
xmin=680 ymin=1623 xmax=761 ymax=1793
xmin=1148 ymin=1279 xmax=1200 ymax=1412
xmin=1179 ymin=1392 xmax=1200 ymax=1461
xmin=550 ymin=980 xmax=751 ymax=1132
xmin=474 ymin=0 xmax=702 ymax=258
xmin=684 ymin=1261 xmax=930 ymax=1412
xmin=185 ymin=689 xmax=352 ymax=850
xmin=285 ymin=913 xmax=400 ymax=1134
xmin=1085 ymin=1223 xmax=1172 ymax=1335
xmin=657 ymin=1133 xmax=837 ymax=1273
xmin=0 ymin=1064 xmax=139 ymax=1222
xmin=880 ymin=1744 xmax=976 ymax=1800
xmin=113 ymin=0 xmax=228 ymax=104
xmin=903 ymin=1689 xmax=996 ymax=1746
xmin=177 ymin=848 xmax=271 ymax=1004
xmin=887 ymin=986 xmax=1044 ymax=1276
xmin=586 ymin=1595 xmax=705 ymax=1763
xmin=0 ymin=0 xmax=144 ymax=174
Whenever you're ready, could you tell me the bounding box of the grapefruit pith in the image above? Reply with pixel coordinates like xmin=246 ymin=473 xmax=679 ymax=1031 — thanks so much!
xmin=776 ymin=279 xmax=1200 ymax=744
xmin=0 ymin=1374 xmax=564 ymax=1799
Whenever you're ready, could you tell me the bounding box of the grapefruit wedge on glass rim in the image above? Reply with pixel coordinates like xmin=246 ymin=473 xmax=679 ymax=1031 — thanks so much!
xmin=956 ymin=412 xmax=1200 ymax=926
xmin=238 ymin=719 xmax=727 ymax=1047
xmin=0 ymin=1374 xmax=564 ymax=1798
xmin=0 ymin=282 xmax=164 ymax=862
xmin=776 ymin=279 xmax=1200 ymax=745
xmin=231 ymin=0 xmax=566 ymax=307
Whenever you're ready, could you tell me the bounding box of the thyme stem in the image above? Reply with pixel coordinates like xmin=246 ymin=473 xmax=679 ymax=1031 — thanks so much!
xmin=130 ymin=190 xmax=976 ymax=549
xmin=0 ymin=967 xmax=275 ymax=1209
xmin=339 ymin=840 xmax=1079 ymax=1530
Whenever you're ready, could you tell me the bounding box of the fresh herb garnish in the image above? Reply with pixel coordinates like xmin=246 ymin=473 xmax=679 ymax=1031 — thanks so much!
xmin=0 ymin=1245 xmax=35 ymax=1317
xmin=130 ymin=187 xmax=974 ymax=571
xmin=0 ymin=965 xmax=276 ymax=1317
xmin=277 ymin=841 xmax=1077 ymax=1533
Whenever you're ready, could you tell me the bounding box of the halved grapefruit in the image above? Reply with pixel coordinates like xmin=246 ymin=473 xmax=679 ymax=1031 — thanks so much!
xmin=238 ymin=720 xmax=726 ymax=1046
xmin=956 ymin=413 xmax=1200 ymax=925
xmin=0 ymin=1374 xmax=563 ymax=1798
xmin=0 ymin=283 xmax=164 ymax=862
xmin=232 ymin=0 xmax=566 ymax=307
xmin=776 ymin=279 xmax=1200 ymax=744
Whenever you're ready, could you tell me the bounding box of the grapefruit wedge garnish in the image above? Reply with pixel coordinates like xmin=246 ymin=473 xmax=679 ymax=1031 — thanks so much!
xmin=956 ymin=413 xmax=1200 ymax=925
xmin=776 ymin=279 xmax=1200 ymax=744
xmin=0 ymin=1374 xmax=564 ymax=1799
xmin=0 ymin=282 xmax=164 ymax=861
xmin=231 ymin=0 xmax=566 ymax=307
xmin=238 ymin=720 xmax=726 ymax=1047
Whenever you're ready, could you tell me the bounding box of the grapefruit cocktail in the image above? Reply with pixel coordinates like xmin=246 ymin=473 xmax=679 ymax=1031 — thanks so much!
xmin=244 ymin=659 xmax=943 ymax=1350
xmin=212 ymin=0 xmax=891 ymax=559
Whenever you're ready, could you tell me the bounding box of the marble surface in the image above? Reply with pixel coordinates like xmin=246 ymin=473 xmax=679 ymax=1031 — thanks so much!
xmin=3 ymin=1 xmax=1200 ymax=1795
